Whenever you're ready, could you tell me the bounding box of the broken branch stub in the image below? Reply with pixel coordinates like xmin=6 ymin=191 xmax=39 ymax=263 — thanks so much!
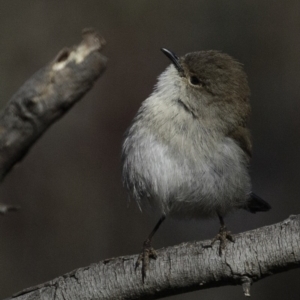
xmin=0 ymin=28 xmax=107 ymax=182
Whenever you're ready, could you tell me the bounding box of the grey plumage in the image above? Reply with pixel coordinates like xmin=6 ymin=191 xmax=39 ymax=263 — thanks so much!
xmin=122 ymin=49 xmax=271 ymax=280
xmin=123 ymin=50 xmax=271 ymax=219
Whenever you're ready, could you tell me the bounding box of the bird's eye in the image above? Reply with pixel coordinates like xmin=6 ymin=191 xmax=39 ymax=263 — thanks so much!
xmin=189 ymin=76 xmax=202 ymax=86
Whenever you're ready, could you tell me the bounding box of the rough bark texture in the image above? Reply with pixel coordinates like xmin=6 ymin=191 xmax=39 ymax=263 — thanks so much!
xmin=0 ymin=28 xmax=107 ymax=182
xmin=0 ymin=28 xmax=107 ymax=213
xmin=9 ymin=214 xmax=300 ymax=300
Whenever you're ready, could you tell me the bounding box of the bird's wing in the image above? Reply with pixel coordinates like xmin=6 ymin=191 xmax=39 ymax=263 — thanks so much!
xmin=227 ymin=126 xmax=252 ymax=160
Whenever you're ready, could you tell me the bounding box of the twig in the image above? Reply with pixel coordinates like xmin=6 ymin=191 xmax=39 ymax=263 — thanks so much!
xmin=0 ymin=28 xmax=107 ymax=214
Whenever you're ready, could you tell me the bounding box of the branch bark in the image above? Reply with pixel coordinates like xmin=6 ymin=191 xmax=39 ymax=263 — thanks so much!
xmin=8 ymin=214 xmax=300 ymax=299
xmin=0 ymin=28 xmax=107 ymax=212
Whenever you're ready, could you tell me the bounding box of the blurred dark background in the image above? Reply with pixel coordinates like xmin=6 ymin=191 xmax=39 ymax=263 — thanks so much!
xmin=0 ymin=1 xmax=299 ymax=299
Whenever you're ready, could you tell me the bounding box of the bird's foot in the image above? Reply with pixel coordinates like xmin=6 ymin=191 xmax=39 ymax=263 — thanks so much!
xmin=135 ymin=238 xmax=157 ymax=282
xmin=211 ymin=225 xmax=235 ymax=255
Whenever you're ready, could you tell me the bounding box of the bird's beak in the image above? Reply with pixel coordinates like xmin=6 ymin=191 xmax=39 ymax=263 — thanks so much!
xmin=161 ymin=48 xmax=184 ymax=76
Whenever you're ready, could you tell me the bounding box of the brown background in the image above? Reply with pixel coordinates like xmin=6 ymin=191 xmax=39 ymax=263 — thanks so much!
xmin=0 ymin=1 xmax=299 ymax=299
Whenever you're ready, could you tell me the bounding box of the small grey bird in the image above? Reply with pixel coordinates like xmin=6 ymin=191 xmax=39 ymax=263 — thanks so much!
xmin=122 ymin=48 xmax=271 ymax=281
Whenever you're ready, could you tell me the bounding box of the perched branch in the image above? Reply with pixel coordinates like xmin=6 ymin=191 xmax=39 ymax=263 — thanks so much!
xmin=0 ymin=28 xmax=107 ymax=212
xmin=10 ymin=214 xmax=300 ymax=300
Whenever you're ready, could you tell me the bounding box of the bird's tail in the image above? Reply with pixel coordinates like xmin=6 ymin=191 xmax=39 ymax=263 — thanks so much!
xmin=244 ymin=192 xmax=271 ymax=213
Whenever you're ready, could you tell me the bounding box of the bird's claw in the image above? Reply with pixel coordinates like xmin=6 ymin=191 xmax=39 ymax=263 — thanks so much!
xmin=211 ymin=225 xmax=235 ymax=255
xmin=135 ymin=239 xmax=157 ymax=282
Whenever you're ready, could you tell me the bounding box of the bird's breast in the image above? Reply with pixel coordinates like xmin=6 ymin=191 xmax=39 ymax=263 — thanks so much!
xmin=123 ymin=95 xmax=250 ymax=217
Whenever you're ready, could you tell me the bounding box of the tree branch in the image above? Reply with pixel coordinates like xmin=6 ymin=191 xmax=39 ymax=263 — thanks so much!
xmin=0 ymin=28 xmax=107 ymax=212
xmin=8 ymin=214 xmax=300 ymax=299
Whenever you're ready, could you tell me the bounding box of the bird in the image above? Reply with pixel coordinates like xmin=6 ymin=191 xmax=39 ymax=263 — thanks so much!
xmin=122 ymin=48 xmax=271 ymax=281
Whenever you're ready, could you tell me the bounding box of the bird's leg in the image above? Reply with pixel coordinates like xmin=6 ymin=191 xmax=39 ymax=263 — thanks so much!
xmin=136 ymin=214 xmax=166 ymax=282
xmin=211 ymin=213 xmax=235 ymax=255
